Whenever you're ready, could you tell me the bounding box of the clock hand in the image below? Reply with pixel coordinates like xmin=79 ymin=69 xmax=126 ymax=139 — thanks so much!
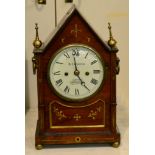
xmin=76 ymin=73 xmax=90 ymax=92
xmin=81 ymin=81 xmax=90 ymax=92
xmin=73 ymin=57 xmax=78 ymax=70
xmin=73 ymin=55 xmax=80 ymax=76
xmin=72 ymin=55 xmax=90 ymax=92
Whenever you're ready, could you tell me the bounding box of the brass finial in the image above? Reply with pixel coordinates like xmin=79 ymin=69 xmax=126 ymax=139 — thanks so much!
xmin=108 ymin=22 xmax=117 ymax=47
xmin=33 ymin=23 xmax=42 ymax=49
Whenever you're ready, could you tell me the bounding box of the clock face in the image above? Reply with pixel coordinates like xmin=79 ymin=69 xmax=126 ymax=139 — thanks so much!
xmin=48 ymin=44 xmax=105 ymax=101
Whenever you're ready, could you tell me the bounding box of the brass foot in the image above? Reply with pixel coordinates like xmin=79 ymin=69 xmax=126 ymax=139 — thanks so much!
xmin=36 ymin=144 xmax=43 ymax=150
xmin=112 ymin=142 xmax=120 ymax=148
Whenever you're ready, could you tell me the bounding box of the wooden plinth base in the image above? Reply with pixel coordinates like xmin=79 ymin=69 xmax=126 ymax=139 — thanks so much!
xmin=35 ymin=121 xmax=120 ymax=149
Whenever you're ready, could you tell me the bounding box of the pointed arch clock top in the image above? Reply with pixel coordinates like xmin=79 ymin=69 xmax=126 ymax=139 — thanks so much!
xmin=33 ymin=5 xmax=118 ymax=54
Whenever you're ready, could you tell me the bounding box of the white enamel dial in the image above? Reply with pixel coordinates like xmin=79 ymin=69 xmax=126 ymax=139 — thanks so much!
xmin=48 ymin=44 xmax=104 ymax=101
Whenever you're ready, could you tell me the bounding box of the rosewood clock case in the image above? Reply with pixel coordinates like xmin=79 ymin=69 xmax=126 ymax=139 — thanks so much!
xmin=33 ymin=5 xmax=120 ymax=149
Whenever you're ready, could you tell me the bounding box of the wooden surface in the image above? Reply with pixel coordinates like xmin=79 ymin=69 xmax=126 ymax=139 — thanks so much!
xmin=34 ymin=9 xmax=120 ymax=147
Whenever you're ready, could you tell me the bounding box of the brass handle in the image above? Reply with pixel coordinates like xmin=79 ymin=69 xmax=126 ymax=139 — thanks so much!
xmin=32 ymin=55 xmax=37 ymax=74
xmin=116 ymin=57 xmax=120 ymax=75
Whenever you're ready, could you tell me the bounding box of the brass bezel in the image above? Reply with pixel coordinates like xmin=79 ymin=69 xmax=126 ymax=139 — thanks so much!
xmin=47 ymin=44 xmax=106 ymax=102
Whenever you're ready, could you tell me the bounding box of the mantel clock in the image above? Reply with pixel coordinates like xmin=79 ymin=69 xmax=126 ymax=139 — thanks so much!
xmin=32 ymin=5 xmax=120 ymax=150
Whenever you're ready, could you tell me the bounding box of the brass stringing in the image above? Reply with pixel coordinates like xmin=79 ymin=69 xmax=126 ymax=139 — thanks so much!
xmin=53 ymin=107 xmax=67 ymax=120
xmin=88 ymin=106 xmax=102 ymax=120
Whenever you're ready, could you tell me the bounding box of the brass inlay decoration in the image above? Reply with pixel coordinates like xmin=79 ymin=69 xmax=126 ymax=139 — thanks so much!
xmin=75 ymin=137 xmax=81 ymax=143
xmin=49 ymin=100 xmax=105 ymax=129
xmin=107 ymin=22 xmax=117 ymax=47
xmin=50 ymin=124 xmax=104 ymax=129
xmin=53 ymin=106 xmax=67 ymax=120
xmin=73 ymin=114 xmax=81 ymax=121
xmin=71 ymin=24 xmax=81 ymax=38
xmin=87 ymin=37 xmax=91 ymax=42
xmin=50 ymin=99 xmax=99 ymax=108
xmin=61 ymin=38 xmax=65 ymax=43
xmin=88 ymin=106 xmax=102 ymax=120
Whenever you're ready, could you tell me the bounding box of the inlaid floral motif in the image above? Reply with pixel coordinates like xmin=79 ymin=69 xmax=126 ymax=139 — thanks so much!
xmin=53 ymin=107 xmax=67 ymax=120
xmin=88 ymin=106 xmax=102 ymax=120
xmin=73 ymin=114 xmax=81 ymax=121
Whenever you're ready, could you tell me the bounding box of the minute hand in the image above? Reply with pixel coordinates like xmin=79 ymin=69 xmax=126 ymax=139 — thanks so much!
xmin=73 ymin=56 xmax=90 ymax=92
xmin=73 ymin=57 xmax=78 ymax=71
xmin=76 ymin=74 xmax=90 ymax=92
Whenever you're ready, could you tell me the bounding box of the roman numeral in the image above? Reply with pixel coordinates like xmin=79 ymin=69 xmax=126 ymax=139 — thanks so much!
xmin=75 ymin=88 xmax=79 ymax=95
xmin=53 ymin=71 xmax=61 ymax=75
xmin=64 ymin=86 xmax=70 ymax=93
xmin=90 ymin=78 xmax=98 ymax=85
xmin=56 ymin=79 xmax=63 ymax=86
xmin=91 ymin=60 xmax=97 ymax=65
xmin=85 ymin=52 xmax=88 ymax=59
xmin=64 ymin=52 xmax=70 ymax=58
xmin=56 ymin=62 xmax=63 ymax=64
xmin=93 ymin=70 xmax=101 ymax=74
xmin=72 ymin=49 xmax=80 ymax=56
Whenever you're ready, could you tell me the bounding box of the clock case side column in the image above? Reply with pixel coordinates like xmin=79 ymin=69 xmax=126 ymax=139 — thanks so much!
xmin=33 ymin=52 xmax=46 ymax=147
xmin=110 ymin=49 xmax=120 ymax=144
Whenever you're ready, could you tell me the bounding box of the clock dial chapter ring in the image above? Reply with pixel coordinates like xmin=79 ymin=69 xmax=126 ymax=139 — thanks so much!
xmin=47 ymin=44 xmax=105 ymax=102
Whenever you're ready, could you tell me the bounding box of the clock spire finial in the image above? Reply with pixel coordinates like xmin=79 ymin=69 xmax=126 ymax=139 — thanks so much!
xmin=33 ymin=23 xmax=42 ymax=49
xmin=108 ymin=22 xmax=117 ymax=48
